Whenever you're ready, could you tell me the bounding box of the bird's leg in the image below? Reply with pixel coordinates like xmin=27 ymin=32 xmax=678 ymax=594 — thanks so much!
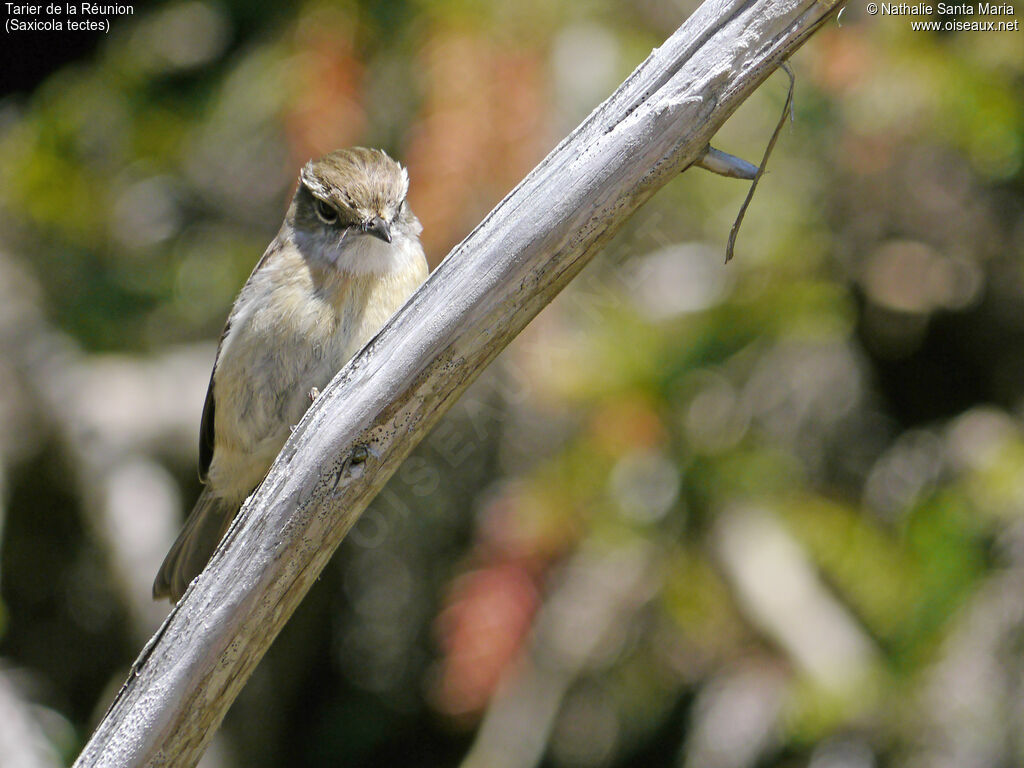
xmin=290 ymin=387 xmax=322 ymax=434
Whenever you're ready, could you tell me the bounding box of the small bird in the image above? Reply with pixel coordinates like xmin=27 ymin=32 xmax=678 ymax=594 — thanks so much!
xmin=153 ymin=147 xmax=428 ymax=602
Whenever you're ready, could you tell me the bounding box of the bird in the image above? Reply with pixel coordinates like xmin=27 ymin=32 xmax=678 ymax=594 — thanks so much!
xmin=153 ymin=147 xmax=428 ymax=602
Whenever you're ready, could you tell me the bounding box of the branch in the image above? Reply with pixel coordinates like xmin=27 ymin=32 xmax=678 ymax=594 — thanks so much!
xmin=74 ymin=0 xmax=842 ymax=764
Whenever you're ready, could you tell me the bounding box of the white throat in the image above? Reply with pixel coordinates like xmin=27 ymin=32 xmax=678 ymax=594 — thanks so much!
xmin=296 ymin=228 xmax=424 ymax=277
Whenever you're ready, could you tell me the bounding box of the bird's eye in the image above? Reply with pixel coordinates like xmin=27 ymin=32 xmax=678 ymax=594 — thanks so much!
xmin=314 ymin=198 xmax=338 ymax=224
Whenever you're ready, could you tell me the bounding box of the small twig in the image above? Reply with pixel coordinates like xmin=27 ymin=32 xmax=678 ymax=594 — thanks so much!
xmin=725 ymin=63 xmax=796 ymax=263
xmin=695 ymin=145 xmax=759 ymax=180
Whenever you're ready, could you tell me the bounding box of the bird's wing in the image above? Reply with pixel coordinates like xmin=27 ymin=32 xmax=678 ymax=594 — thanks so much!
xmin=197 ymin=234 xmax=286 ymax=482
xmin=197 ymin=339 xmax=221 ymax=483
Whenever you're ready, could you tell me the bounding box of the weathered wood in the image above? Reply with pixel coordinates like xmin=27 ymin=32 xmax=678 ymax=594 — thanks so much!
xmin=74 ymin=0 xmax=842 ymax=764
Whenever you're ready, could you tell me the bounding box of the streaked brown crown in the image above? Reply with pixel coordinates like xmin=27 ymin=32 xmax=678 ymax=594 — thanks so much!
xmin=300 ymin=147 xmax=409 ymax=223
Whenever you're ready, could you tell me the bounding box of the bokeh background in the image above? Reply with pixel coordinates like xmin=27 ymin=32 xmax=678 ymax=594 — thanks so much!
xmin=1 ymin=1 xmax=1022 ymax=766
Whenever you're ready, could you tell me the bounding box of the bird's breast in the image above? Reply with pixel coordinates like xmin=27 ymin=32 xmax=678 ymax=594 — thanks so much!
xmin=205 ymin=239 xmax=426 ymax=502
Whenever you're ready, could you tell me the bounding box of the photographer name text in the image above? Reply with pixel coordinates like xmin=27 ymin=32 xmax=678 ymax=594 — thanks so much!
xmin=875 ymin=2 xmax=1012 ymax=12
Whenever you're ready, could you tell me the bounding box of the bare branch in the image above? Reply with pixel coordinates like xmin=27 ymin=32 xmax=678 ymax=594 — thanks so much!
xmin=74 ymin=0 xmax=842 ymax=765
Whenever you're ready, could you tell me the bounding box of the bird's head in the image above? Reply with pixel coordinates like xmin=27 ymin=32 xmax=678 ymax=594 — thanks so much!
xmin=291 ymin=147 xmax=423 ymax=275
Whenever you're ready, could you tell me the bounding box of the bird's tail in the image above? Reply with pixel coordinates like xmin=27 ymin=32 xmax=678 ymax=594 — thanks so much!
xmin=152 ymin=488 xmax=237 ymax=603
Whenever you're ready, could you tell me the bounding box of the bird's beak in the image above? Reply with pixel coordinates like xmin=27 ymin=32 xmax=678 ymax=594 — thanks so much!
xmin=362 ymin=216 xmax=392 ymax=244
